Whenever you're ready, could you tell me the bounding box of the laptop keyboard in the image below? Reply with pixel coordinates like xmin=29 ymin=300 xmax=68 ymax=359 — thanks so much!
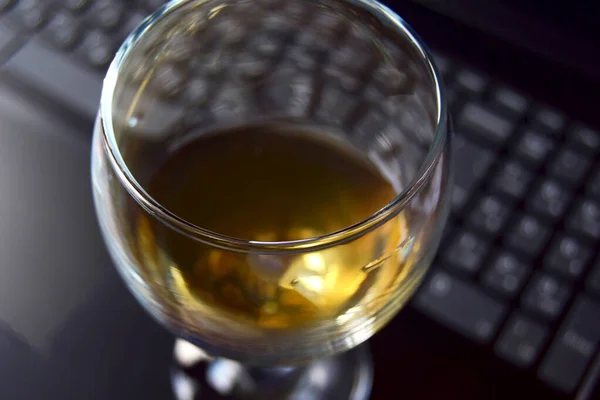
xmin=0 ymin=0 xmax=157 ymax=117
xmin=415 ymin=53 xmax=600 ymax=395
xmin=0 ymin=0 xmax=599 ymax=397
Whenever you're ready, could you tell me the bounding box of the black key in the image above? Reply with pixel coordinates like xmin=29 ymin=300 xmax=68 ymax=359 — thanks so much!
xmin=490 ymin=88 xmax=528 ymax=116
xmin=586 ymin=259 xmax=600 ymax=297
xmin=60 ymin=0 xmax=91 ymax=11
xmin=414 ymin=271 xmax=507 ymax=343
xmin=527 ymin=179 xmax=571 ymax=221
xmin=549 ymin=147 xmax=592 ymax=184
xmin=521 ymin=272 xmax=571 ymax=321
xmin=567 ymin=198 xmax=600 ymax=240
xmin=443 ymin=231 xmax=489 ymax=275
xmin=76 ymin=29 xmax=117 ymax=68
xmin=515 ymin=130 xmax=554 ymax=166
xmin=328 ymin=41 xmax=372 ymax=75
xmin=86 ymin=0 xmax=124 ymax=31
xmin=495 ymin=313 xmax=549 ymax=367
xmin=569 ymin=124 xmax=600 ymax=154
xmin=315 ymin=85 xmax=356 ymax=126
xmin=42 ymin=10 xmax=81 ymax=50
xmin=451 ymin=136 xmax=494 ymax=211
xmin=432 ymin=52 xmax=451 ymax=76
xmin=6 ymin=0 xmax=50 ymax=32
xmin=0 ymin=0 xmax=15 ymax=13
xmin=0 ymin=19 xmax=19 ymax=58
xmin=353 ymin=109 xmax=388 ymax=144
xmin=544 ymin=235 xmax=592 ymax=280
xmin=482 ymin=252 xmax=528 ymax=299
xmin=506 ymin=215 xmax=551 ymax=258
xmin=286 ymin=46 xmax=322 ymax=71
xmin=264 ymin=71 xmax=316 ymax=118
xmin=458 ymin=102 xmax=513 ymax=146
xmin=586 ymin=166 xmax=600 ymax=200
xmin=446 ymin=87 xmax=459 ymax=109
xmin=538 ymin=296 xmax=600 ymax=393
xmin=370 ymin=64 xmax=413 ymax=96
xmin=532 ymin=107 xmax=566 ymax=134
xmin=468 ymin=195 xmax=512 ymax=236
xmin=491 ymin=160 xmax=533 ymax=200
xmin=455 ymin=69 xmax=487 ymax=94
xmin=327 ymin=77 xmax=358 ymax=100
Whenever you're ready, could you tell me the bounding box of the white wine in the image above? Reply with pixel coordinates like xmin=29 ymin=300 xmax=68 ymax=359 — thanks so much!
xmin=134 ymin=122 xmax=415 ymax=330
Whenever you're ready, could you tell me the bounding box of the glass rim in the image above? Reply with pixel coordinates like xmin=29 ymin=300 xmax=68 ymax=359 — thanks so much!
xmin=99 ymin=0 xmax=448 ymax=253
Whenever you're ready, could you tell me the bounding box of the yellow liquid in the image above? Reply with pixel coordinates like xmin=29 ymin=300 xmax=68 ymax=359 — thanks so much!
xmin=135 ymin=122 xmax=414 ymax=329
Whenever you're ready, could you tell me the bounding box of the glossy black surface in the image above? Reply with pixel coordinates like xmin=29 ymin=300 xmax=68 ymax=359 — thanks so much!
xmin=0 ymin=1 xmax=599 ymax=399
xmin=0 ymin=78 xmax=173 ymax=398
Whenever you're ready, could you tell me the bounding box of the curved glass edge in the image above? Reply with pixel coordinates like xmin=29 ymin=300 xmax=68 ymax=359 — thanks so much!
xmin=98 ymin=0 xmax=449 ymax=254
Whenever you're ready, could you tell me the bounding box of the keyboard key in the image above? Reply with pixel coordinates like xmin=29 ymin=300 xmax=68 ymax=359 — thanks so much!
xmin=286 ymin=46 xmax=321 ymax=71
xmin=7 ymin=0 xmax=49 ymax=31
xmin=153 ymin=63 xmax=186 ymax=97
xmin=490 ymin=88 xmax=528 ymax=116
xmin=86 ymin=0 xmax=124 ymax=31
xmin=458 ymin=103 xmax=513 ymax=146
xmin=569 ymin=124 xmax=600 ymax=154
xmin=586 ymin=259 xmax=600 ymax=297
xmin=506 ymin=215 xmax=551 ymax=258
xmin=532 ymin=107 xmax=566 ymax=134
xmin=443 ymin=231 xmax=489 ymax=275
xmin=451 ymin=136 xmax=494 ymax=211
xmin=0 ymin=0 xmax=14 ymax=13
xmin=538 ymin=295 xmax=600 ymax=393
xmin=567 ymin=198 xmax=600 ymax=240
xmin=491 ymin=160 xmax=533 ymax=200
xmin=2 ymin=36 xmax=103 ymax=119
xmin=432 ymin=52 xmax=451 ymax=76
xmin=414 ymin=271 xmax=507 ymax=343
xmin=42 ymin=10 xmax=81 ymax=50
xmin=455 ymin=69 xmax=487 ymax=94
xmin=482 ymin=252 xmax=528 ymax=299
xmin=77 ymin=29 xmax=117 ymax=68
xmin=515 ymin=129 xmax=554 ymax=165
xmin=0 ymin=20 xmax=19 ymax=59
xmin=521 ymin=272 xmax=571 ymax=321
xmin=353 ymin=109 xmax=387 ymax=142
xmin=61 ymin=0 xmax=91 ymax=11
xmin=468 ymin=195 xmax=512 ymax=236
xmin=495 ymin=313 xmax=549 ymax=367
xmin=451 ymin=186 xmax=468 ymax=213
xmin=549 ymin=147 xmax=592 ymax=184
xmin=264 ymin=71 xmax=316 ymax=118
xmin=527 ymin=179 xmax=571 ymax=221
xmin=328 ymin=40 xmax=373 ymax=74
xmin=544 ymin=235 xmax=592 ymax=280
xmin=586 ymin=166 xmax=600 ymax=200
xmin=371 ymin=64 xmax=412 ymax=96
xmin=315 ymin=86 xmax=356 ymax=126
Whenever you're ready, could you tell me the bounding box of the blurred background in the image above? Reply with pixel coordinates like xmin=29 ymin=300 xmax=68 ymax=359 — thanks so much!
xmin=0 ymin=0 xmax=599 ymax=399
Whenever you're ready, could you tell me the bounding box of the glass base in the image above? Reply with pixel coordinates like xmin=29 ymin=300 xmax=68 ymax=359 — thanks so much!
xmin=171 ymin=339 xmax=373 ymax=400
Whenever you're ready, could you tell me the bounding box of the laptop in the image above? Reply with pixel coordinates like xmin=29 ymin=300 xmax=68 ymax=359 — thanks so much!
xmin=0 ymin=0 xmax=598 ymax=399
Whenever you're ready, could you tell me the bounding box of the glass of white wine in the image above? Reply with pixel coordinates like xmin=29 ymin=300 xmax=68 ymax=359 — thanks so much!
xmin=91 ymin=0 xmax=451 ymax=398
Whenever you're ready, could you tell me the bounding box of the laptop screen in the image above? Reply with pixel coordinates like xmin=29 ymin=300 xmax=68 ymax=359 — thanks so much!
xmin=409 ymin=0 xmax=600 ymax=80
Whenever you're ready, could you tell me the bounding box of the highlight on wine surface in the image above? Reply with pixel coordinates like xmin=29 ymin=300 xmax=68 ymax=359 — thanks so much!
xmin=92 ymin=0 xmax=450 ymax=365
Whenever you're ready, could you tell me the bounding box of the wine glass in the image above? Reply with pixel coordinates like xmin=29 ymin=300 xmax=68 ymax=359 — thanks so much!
xmin=91 ymin=0 xmax=451 ymax=398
